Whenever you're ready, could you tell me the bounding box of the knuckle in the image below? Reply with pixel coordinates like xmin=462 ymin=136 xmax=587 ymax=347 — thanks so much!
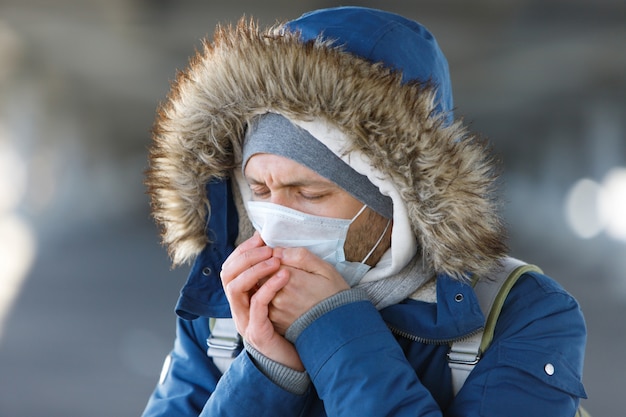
xmin=224 ymin=277 xmax=246 ymax=298
xmin=219 ymin=269 xmax=229 ymax=284
xmin=271 ymin=290 xmax=290 ymax=310
xmin=270 ymin=293 xmax=283 ymax=308
xmin=223 ymin=280 xmax=236 ymax=297
xmin=249 ymin=291 xmax=266 ymax=307
xmin=290 ymin=247 xmax=309 ymax=262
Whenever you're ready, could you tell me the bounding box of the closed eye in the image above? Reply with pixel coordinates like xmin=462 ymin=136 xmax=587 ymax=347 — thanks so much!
xmin=299 ymin=192 xmax=326 ymax=201
xmin=249 ymin=186 xmax=270 ymax=200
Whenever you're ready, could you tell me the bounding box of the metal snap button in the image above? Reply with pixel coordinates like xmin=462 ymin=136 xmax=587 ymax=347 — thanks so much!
xmin=202 ymin=267 xmax=212 ymax=276
xmin=544 ymin=363 xmax=555 ymax=376
xmin=454 ymin=293 xmax=464 ymax=302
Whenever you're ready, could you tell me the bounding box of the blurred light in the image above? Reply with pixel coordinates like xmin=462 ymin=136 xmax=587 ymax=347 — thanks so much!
xmin=598 ymin=168 xmax=626 ymax=242
xmin=0 ymin=137 xmax=36 ymax=341
xmin=564 ymin=178 xmax=603 ymax=239
xmin=0 ymin=215 xmax=36 ymax=339
xmin=565 ymin=167 xmax=626 ymax=243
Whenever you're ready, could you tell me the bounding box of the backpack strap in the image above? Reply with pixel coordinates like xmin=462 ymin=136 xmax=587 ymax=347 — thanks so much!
xmin=447 ymin=257 xmax=542 ymax=396
xmin=206 ymin=317 xmax=242 ymax=374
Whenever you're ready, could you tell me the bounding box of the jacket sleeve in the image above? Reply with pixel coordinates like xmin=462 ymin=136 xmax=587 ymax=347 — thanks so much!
xmin=446 ymin=271 xmax=587 ymax=417
xmin=201 ymin=351 xmax=311 ymax=416
xmin=142 ymin=316 xmax=312 ymax=417
xmin=292 ymin=272 xmax=587 ymax=417
xmin=295 ymin=300 xmax=445 ymax=417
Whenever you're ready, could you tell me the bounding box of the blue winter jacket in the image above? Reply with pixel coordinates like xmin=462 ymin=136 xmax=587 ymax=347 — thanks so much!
xmin=142 ymin=180 xmax=587 ymax=417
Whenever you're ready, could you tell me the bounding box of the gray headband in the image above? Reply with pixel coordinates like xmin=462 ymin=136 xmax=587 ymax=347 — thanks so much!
xmin=242 ymin=113 xmax=393 ymax=219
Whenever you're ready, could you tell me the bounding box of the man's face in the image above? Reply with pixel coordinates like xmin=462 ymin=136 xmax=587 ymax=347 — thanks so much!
xmin=244 ymin=153 xmax=391 ymax=265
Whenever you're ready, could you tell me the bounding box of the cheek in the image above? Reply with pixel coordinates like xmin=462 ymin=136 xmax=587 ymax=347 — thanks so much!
xmin=320 ymin=196 xmax=364 ymax=219
xmin=290 ymin=195 xmax=362 ymax=219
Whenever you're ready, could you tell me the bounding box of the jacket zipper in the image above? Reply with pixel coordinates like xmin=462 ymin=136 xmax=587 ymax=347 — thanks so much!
xmin=387 ymin=324 xmax=484 ymax=346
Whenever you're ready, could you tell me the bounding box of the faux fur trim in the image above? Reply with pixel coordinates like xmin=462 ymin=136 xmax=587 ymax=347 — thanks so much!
xmin=145 ymin=18 xmax=507 ymax=279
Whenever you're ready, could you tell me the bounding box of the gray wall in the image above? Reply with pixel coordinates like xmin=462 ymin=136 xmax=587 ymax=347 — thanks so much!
xmin=0 ymin=1 xmax=624 ymax=416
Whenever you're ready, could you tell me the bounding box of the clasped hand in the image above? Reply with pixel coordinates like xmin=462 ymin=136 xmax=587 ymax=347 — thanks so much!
xmin=220 ymin=232 xmax=349 ymax=371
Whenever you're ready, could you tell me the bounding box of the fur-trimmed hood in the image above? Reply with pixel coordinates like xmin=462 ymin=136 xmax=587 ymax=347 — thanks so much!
xmin=146 ymin=7 xmax=507 ymax=280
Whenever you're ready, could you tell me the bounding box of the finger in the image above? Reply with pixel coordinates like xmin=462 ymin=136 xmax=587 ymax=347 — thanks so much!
xmin=225 ymin=256 xmax=281 ymax=337
xmin=247 ymin=270 xmax=290 ymax=339
xmin=221 ymin=232 xmax=265 ymax=270
xmin=252 ymin=269 xmax=291 ymax=308
xmin=273 ymin=247 xmax=336 ymax=279
xmin=224 ymin=256 xmax=281 ymax=300
xmin=221 ymin=244 xmax=273 ymax=286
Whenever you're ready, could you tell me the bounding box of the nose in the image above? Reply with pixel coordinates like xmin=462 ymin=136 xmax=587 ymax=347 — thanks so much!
xmin=268 ymin=191 xmax=290 ymax=208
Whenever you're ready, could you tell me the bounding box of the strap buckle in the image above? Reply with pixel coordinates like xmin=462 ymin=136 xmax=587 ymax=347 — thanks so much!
xmin=447 ymin=330 xmax=483 ymax=367
xmin=446 ymin=350 xmax=481 ymax=366
xmin=207 ymin=336 xmax=242 ymax=358
xmin=206 ymin=318 xmax=242 ymax=359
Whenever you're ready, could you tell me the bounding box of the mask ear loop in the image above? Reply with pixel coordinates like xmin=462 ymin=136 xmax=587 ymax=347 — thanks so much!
xmin=360 ymin=218 xmax=392 ymax=264
xmin=350 ymin=204 xmax=368 ymax=222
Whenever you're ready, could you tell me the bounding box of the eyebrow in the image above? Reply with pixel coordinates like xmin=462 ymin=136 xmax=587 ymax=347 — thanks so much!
xmin=245 ymin=176 xmax=336 ymax=189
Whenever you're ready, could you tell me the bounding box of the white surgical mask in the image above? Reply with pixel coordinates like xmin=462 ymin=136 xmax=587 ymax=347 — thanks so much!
xmin=245 ymin=201 xmax=390 ymax=286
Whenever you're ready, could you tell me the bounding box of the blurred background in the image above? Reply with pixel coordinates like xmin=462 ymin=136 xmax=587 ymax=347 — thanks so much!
xmin=0 ymin=0 xmax=624 ymax=415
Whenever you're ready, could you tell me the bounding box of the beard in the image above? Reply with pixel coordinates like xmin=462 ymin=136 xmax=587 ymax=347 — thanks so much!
xmin=344 ymin=208 xmax=392 ymax=267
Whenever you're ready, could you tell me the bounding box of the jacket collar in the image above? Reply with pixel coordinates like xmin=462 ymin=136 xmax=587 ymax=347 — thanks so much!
xmin=174 ymin=179 xmax=238 ymax=320
xmin=380 ymin=275 xmax=485 ymax=343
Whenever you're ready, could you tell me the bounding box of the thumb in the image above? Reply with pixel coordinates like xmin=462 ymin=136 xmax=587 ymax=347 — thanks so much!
xmin=273 ymin=247 xmax=337 ymax=279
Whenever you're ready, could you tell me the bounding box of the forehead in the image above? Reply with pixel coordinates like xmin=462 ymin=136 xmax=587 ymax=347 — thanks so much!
xmin=244 ymin=153 xmax=335 ymax=186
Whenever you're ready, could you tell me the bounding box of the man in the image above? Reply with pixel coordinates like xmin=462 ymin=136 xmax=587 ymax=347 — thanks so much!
xmin=143 ymin=7 xmax=587 ymax=416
